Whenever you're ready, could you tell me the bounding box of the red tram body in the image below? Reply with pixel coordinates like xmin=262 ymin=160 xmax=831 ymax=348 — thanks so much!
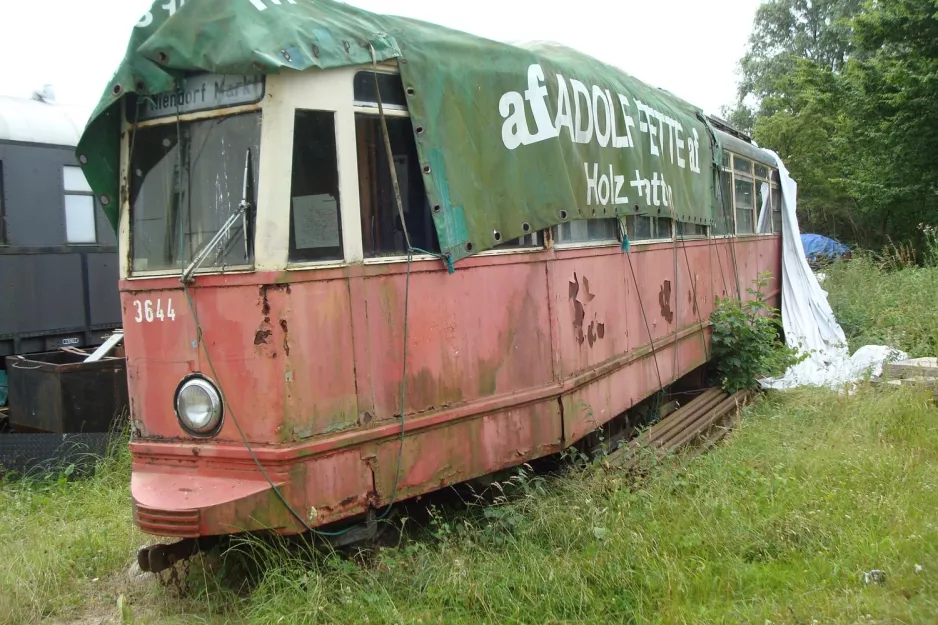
xmin=76 ymin=1 xmax=786 ymax=557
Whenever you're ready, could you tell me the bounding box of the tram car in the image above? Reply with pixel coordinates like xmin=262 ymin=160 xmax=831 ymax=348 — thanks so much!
xmin=76 ymin=1 xmax=785 ymax=570
xmin=0 ymin=90 xmax=122 ymax=361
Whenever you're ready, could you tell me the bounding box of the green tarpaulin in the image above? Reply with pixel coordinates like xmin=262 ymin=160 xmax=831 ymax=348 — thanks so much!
xmin=78 ymin=0 xmax=720 ymax=264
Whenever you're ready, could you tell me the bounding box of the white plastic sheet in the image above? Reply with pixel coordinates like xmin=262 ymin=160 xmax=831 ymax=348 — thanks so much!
xmin=758 ymin=149 xmax=906 ymax=390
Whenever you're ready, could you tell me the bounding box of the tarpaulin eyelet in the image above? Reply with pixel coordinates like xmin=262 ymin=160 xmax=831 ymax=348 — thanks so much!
xmin=432 ymin=204 xmax=441 ymax=213
xmin=634 ymin=204 xmax=640 ymax=212
xmin=406 ymin=87 xmax=415 ymax=96
xmin=466 ymin=242 xmax=474 ymax=252
xmin=493 ymin=231 xmax=501 ymax=242
xmin=100 ymin=195 xmax=111 ymax=206
xmin=422 ymin=165 xmax=431 ymax=175
xmin=522 ymin=222 xmax=531 ymax=233
xmin=157 ymin=51 xmax=169 ymax=64
xmin=112 ymin=84 xmax=123 ymax=96
xmin=559 ymin=210 xmax=568 ymax=220
xmin=78 ymin=155 xmax=88 ymax=165
xmin=312 ymin=44 xmax=320 ymax=57
xmin=415 ymin=126 xmax=424 ymax=135
xmin=281 ymin=49 xmax=291 ymax=61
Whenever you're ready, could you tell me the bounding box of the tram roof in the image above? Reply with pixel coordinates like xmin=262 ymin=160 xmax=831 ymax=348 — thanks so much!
xmin=79 ymin=0 xmax=736 ymax=263
xmin=0 ymin=95 xmax=89 ymax=147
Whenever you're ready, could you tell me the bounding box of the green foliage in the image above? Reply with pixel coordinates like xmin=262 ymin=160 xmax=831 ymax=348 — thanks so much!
xmin=823 ymin=243 xmax=938 ymax=358
xmin=729 ymin=0 xmax=938 ymax=250
xmin=710 ymin=273 xmax=804 ymax=392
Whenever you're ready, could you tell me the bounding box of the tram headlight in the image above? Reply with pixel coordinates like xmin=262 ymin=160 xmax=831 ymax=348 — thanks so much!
xmin=174 ymin=376 xmax=223 ymax=435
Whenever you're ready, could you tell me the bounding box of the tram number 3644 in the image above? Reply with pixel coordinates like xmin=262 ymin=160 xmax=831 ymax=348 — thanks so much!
xmin=132 ymin=299 xmax=177 ymax=323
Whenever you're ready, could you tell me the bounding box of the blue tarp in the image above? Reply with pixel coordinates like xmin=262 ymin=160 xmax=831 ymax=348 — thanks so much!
xmin=801 ymin=233 xmax=851 ymax=262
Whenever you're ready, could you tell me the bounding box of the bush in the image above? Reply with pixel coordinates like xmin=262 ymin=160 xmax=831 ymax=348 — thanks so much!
xmin=710 ymin=272 xmax=803 ymax=392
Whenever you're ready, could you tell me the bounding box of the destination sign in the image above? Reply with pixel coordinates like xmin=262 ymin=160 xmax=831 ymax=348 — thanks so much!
xmin=137 ymin=74 xmax=265 ymax=120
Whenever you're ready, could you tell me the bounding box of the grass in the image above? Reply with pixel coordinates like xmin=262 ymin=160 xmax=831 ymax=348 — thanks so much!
xmin=2 ymin=257 xmax=938 ymax=624
xmin=822 ymin=255 xmax=938 ymax=358
xmin=1 ymin=383 xmax=937 ymax=624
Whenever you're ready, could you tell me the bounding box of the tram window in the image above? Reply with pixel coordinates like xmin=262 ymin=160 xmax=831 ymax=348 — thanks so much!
xmin=353 ymin=72 xmax=408 ymax=109
xmin=494 ymin=231 xmax=542 ymax=250
xmin=772 ymin=184 xmax=783 ymax=233
xmin=130 ymin=112 xmax=261 ymax=272
xmin=733 ymin=155 xmax=752 ymax=175
xmin=626 ymin=215 xmax=672 ymax=241
xmin=756 ymin=181 xmax=773 ymax=233
xmin=553 ymin=218 xmax=619 ymax=245
xmin=289 ymin=110 xmax=343 ymax=262
xmin=676 ymin=221 xmax=708 ymax=238
xmin=712 ymin=171 xmax=734 ymax=236
xmin=754 ymin=163 xmax=769 ymax=179
xmin=734 ymin=177 xmax=755 ymax=234
xmin=356 ymin=114 xmax=440 ymax=257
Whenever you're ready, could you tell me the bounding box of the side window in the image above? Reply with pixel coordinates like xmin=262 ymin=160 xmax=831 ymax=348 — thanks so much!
xmin=712 ymin=169 xmax=734 ymax=236
xmin=733 ymin=156 xmax=755 ymax=235
xmin=626 ymin=215 xmax=673 ymax=241
xmin=63 ymin=165 xmax=96 ymax=244
xmin=676 ymin=221 xmax=708 ymax=238
xmin=553 ymin=218 xmax=619 ymax=246
xmin=494 ymin=231 xmax=542 ymax=250
xmin=355 ymin=114 xmax=439 ymax=257
xmin=771 ymin=175 xmax=782 ymax=233
xmin=289 ymin=110 xmax=343 ymax=262
xmin=755 ymin=163 xmax=773 ymax=233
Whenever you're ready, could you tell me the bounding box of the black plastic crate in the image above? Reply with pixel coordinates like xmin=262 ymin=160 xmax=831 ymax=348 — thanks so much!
xmin=5 ymin=351 xmax=128 ymax=433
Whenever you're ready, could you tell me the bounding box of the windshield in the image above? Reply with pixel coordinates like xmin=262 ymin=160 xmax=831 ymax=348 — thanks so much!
xmin=129 ymin=112 xmax=261 ymax=273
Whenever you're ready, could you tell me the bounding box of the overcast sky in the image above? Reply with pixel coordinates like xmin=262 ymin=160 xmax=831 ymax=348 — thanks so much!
xmin=0 ymin=0 xmax=759 ymax=120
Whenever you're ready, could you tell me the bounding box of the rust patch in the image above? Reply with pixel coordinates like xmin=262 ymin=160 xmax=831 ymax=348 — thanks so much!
xmin=259 ymin=285 xmax=271 ymax=315
xmin=659 ymin=280 xmax=674 ymax=323
xmin=569 ymin=272 xmax=605 ymax=347
xmin=254 ymin=329 xmax=272 ymax=345
xmin=279 ymin=319 xmax=291 ymax=356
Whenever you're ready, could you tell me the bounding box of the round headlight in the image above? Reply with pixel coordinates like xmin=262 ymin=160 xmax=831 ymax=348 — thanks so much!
xmin=174 ymin=376 xmax=223 ymax=435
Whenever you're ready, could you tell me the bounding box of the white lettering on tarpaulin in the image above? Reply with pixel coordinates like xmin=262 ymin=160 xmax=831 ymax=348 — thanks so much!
xmin=630 ymin=170 xmax=673 ymax=208
xmin=136 ymin=0 xmax=186 ymax=28
xmin=498 ymin=63 xmax=704 ymax=169
xmin=584 ymin=163 xmax=628 ymax=207
xmin=249 ymin=0 xmax=298 ymax=11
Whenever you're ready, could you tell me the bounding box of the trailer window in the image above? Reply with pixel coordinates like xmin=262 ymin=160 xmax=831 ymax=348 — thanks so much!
xmin=289 ymin=110 xmax=343 ymax=262
xmin=356 ymin=114 xmax=439 ymax=258
xmin=494 ymin=231 xmax=543 ymax=250
xmin=63 ymin=166 xmax=96 ymax=244
xmin=553 ymin=218 xmax=619 ymax=246
xmin=130 ymin=112 xmax=261 ymax=272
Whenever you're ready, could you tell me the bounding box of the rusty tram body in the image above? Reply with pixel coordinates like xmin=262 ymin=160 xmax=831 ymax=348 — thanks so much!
xmin=78 ymin=1 xmax=785 ymax=569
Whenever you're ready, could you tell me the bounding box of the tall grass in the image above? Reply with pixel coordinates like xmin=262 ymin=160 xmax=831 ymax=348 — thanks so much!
xmin=823 ymin=254 xmax=938 ymax=358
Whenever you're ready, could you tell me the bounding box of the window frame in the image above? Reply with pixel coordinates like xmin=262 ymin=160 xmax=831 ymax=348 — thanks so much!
xmin=352 ymin=69 xmax=548 ymax=263
xmin=551 ymin=217 xmax=621 ymax=249
xmin=62 ymin=164 xmax=98 ymax=245
xmin=625 ymin=214 xmax=675 ymax=244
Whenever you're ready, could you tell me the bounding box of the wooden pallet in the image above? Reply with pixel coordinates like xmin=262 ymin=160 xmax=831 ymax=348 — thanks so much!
xmin=604 ymin=387 xmax=754 ymax=469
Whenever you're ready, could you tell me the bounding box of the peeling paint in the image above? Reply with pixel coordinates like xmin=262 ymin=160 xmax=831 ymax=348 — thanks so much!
xmin=659 ymin=280 xmax=674 ymax=323
xmin=569 ymin=272 xmax=605 ymax=347
xmin=254 ymin=329 xmax=272 ymax=345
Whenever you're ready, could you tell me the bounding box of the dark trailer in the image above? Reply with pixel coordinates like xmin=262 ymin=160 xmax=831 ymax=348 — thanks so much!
xmin=0 ymin=92 xmax=121 ymax=360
